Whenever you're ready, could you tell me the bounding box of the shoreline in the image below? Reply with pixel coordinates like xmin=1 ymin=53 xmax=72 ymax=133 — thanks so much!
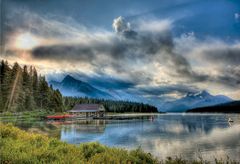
xmin=1 ymin=123 xmax=238 ymax=163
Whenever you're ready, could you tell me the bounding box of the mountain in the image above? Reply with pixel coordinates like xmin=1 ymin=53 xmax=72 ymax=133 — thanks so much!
xmin=49 ymin=75 xmax=113 ymax=99
xmin=186 ymin=101 xmax=240 ymax=113
xmin=161 ymin=91 xmax=232 ymax=112
xmin=50 ymin=76 xmax=233 ymax=113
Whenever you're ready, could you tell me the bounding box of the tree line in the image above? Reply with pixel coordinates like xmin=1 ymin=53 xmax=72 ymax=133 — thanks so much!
xmin=64 ymin=97 xmax=158 ymax=113
xmin=0 ymin=60 xmax=158 ymax=113
xmin=0 ymin=60 xmax=64 ymax=113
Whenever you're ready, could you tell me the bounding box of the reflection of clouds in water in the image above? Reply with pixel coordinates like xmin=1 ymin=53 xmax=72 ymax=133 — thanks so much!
xmin=61 ymin=121 xmax=143 ymax=146
xmin=137 ymin=125 xmax=240 ymax=161
xmin=58 ymin=114 xmax=240 ymax=161
xmin=160 ymin=124 xmax=189 ymax=134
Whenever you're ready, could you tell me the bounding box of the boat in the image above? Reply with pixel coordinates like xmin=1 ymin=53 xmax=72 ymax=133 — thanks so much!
xmin=46 ymin=114 xmax=75 ymax=120
xmin=228 ymin=118 xmax=234 ymax=123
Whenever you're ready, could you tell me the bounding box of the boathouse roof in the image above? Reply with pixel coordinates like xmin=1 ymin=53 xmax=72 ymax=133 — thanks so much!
xmin=69 ymin=104 xmax=105 ymax=113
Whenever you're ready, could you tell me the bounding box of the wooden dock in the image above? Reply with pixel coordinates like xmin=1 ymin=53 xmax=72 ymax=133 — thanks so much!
xmin=93 ymin=115 xmax=156 ymax=120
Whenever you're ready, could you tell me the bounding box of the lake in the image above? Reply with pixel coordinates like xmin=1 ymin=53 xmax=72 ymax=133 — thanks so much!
xmin=1 ymin=113 xmax=240 ymax=161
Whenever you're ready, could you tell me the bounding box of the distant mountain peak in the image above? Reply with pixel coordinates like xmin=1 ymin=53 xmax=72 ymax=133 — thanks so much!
xmin=185 ymin=90 xmax=210 ymax=98
xmin=62 ymin=75 xmax=81 ymax=83
xmin=195 ymin=90 xmax=210 ymax=97
xmin=198 ymin=90 xmax=209 ymax=95
xmin=163 ymin=90 xmax=232 ymax=112
xmin=49 ymin=74 xmax=114 ymax=99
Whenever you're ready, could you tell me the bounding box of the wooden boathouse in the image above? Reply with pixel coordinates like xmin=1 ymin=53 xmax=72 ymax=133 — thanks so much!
xmin=68 ymin=104 xmax=105 ymax=118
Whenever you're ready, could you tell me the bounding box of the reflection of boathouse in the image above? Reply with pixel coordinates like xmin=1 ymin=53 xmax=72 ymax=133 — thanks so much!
xmin=68 ymin=104 xmax=105 ymax=118
xmin=71 ymin=120 xmax=106 ymax=133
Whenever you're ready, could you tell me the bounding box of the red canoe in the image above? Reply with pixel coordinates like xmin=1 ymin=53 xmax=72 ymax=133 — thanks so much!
xmin=46 ymin=114 xmax=75 ymax=119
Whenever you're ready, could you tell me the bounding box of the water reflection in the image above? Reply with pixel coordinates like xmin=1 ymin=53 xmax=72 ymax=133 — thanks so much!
xmin=60 ymin=114 xmax=240 ymax=161
xmin=1 ymin=114 xmax=240 ymax=161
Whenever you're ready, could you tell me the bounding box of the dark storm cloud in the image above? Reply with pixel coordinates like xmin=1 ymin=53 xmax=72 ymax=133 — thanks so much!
xmin=202 ymin=47 xmax=240 ymax=65
xmin=190 ymin=46 xmax=240 ymax=88
xmin=211 ymin=67 xmax=240 ymax=88
xmin=32 ymin=44 xmax=96 ymax=61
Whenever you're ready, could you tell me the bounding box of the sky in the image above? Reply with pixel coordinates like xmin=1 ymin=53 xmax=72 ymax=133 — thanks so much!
xmin=1 ymin=0 xmax=240 ymax=102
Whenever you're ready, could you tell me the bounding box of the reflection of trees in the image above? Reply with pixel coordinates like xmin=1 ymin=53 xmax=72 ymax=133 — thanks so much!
xmin=171 ymin=115 xmax=228 ymax=135
xmin=11 ymin=120 xmax=62 ymax=138
xmin=189 ymin=115 xmax=230 ymax=134
xmin=141 ymin=115 xmax=234 ymax=140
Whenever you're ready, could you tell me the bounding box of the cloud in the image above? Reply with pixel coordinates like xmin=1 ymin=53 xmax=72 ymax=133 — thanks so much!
xmin=137 ymin=19 xmax=172 ymax=33
xmin=26 ymin=15 xmax=175 ymax=71
xmin=138 ymin=84 xmax=199 ymax=97
xmin=201 ymin=46 xmax=240 ymax=66
xmin=112 ymin=16 xmax=131 ymax=33
xmin=182 ymin=41 xmax=240 ymax=88
xmin=29 ymin=15 xmax=199 ymax=86
xmin=3 ymin=10 xmax=240 ymax=100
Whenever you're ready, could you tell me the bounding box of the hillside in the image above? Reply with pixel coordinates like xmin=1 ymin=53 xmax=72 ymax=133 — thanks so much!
xmin=186 ymin=101 xmax=240 ymax=113
xmin=64 ymin=97 xmax=159 ymax=113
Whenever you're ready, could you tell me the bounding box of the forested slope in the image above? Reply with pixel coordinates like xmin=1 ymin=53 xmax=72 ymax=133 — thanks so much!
xmin=0 ymin=60 xmax=64 ymax=112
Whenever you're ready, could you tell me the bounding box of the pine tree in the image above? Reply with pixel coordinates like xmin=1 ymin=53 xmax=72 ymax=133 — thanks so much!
xmin=32 ymin=67 xmax=39 ymax=106
xmin=38 ymin=76 xmax=50 ymax=110
xmin=0 ymin=61 xmax=3 ymax=111
xmin=49 ymin=89 xmax=64 ymax=112
xmin=22 ymin=65 xmax=35 ymax=111
xmin=1 ymin=61 xmax=12 ymax=112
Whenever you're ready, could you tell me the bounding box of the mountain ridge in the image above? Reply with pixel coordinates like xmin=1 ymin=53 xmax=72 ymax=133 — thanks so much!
xmin=49 ymin=75 xmax=114 ymax=99
xmin=50 ymin=75 xmax=233 ymax=112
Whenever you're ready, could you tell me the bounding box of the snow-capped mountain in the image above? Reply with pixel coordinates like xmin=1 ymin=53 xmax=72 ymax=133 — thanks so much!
xmin=49 ymin=75 xmax=113 ymax=99
xmin=161 ymin=91 xmax=232 ymax=112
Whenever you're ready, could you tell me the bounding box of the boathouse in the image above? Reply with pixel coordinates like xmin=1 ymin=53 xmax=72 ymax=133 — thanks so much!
xmin=68 ymin=104 xmax=105 ymax=117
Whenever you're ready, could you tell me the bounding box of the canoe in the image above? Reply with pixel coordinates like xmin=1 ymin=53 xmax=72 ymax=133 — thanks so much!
xmin=46 ymin=114 xmax=75 ymax=120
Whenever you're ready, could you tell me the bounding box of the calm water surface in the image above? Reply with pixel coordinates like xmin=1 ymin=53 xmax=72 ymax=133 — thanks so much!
xmin=2 ymin=113 xmax=240 ymax=161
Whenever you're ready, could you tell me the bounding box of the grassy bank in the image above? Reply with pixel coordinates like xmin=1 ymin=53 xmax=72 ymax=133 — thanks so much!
xmin=0 ymin=124 xmax=238 ymax=164
xmin=0 ymin=111 xmax=53 ymax=122
xmin=0 ymin=123 xmax=157 ymax=164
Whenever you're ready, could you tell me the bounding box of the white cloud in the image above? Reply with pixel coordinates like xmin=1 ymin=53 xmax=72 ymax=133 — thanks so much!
xmin=137 ymin=19 xmax=172 ymax=33
xmin=112 ymin=16 xmax=131 ymax=33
